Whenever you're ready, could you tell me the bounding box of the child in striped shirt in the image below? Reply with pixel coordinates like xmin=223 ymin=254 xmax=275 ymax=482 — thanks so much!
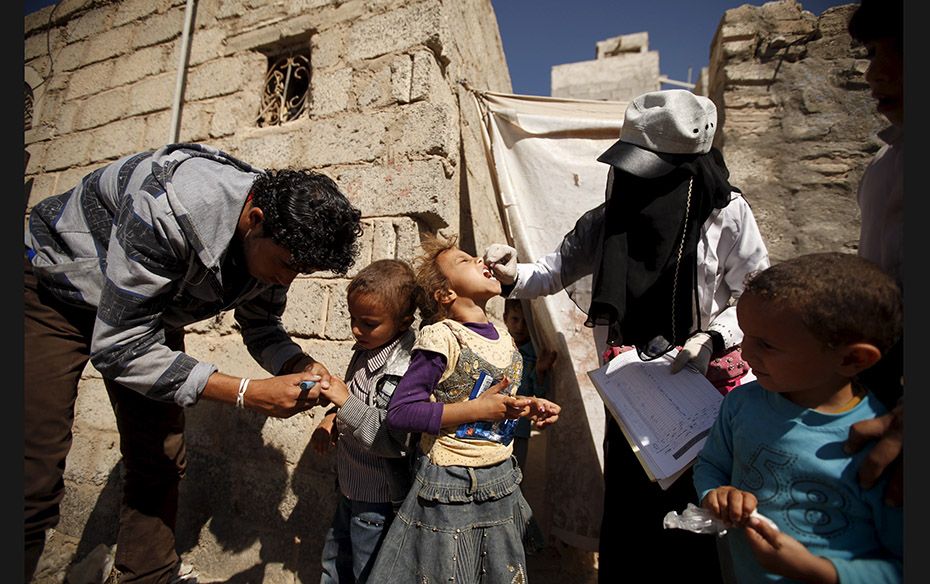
xmin=312 ymin=259 xmax=422 ymax=584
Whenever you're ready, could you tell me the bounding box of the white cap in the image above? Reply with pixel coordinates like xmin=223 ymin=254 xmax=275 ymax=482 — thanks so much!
xmin=598 ymin=90 xmax=718 ymax=178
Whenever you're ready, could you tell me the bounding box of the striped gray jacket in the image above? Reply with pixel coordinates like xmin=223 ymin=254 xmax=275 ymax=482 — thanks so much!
xmin=336 ymin=328 xmax=416 ymax=504
xmin=26 ymin=143 xmax=305 ymax=406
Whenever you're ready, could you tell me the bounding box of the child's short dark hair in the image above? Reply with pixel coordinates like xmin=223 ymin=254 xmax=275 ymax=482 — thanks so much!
xmin=347 ymin=259 xmax=420 ymax=322
xmin=743 ymin=252 xmax=902 ymax=353
xmin=503 ymin=299 xmax=523 ymax=315
xmin=848 ymin=0 xmax=903 ymax=49
xmin=413 ymin=234 xmax=459 ymax=324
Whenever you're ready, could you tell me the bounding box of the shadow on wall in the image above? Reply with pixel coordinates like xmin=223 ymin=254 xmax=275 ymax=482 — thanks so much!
xmin=72 ymin=466 xmax=122 ymax=563
xmin=69 ymin=401 xmax=338 ymax=581
xmin=542 ymin=329 xmax=605 ymax=547
xmin=177 ymin=402 xmax=338 ymax=581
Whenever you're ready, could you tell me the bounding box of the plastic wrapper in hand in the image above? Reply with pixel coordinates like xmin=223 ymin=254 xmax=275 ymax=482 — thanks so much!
xmin=663 ymin=503 xmax=780 ymax=535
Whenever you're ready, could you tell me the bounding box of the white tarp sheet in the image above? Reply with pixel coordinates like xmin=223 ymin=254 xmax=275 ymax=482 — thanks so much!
xmin=470 ymin=90 xmax=629 ymax=551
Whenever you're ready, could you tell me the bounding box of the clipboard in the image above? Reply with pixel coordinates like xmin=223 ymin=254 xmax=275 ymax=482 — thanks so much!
xmin=588 ymin=349 xmax=724 ymax=489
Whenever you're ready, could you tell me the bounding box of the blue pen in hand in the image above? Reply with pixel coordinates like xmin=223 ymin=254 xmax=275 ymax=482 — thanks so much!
xmin=300 ymin=380 xmax=317 ymax=391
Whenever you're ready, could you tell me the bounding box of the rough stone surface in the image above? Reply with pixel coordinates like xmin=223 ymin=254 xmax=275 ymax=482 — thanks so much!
xmin=65 ymin=62 xmax=114 ymax=101
xmin=84 ymin=23 xmax=137 ymax=65
xmin=595 ymin=32 xmax=649 ymax=59
xmin=346 ymin=1 xmax=443 ymax=61
xmin=86 ymin=117 xmax=147 ymax=162
xmin=354 ymin=61 xmax=394 ymax=109
xmin=65 ymin=5 xmax=116 ymax=42
xmin=279 ymin=278 xmax=332 ymax=338
xmin=390 ymin=54 xmax=412 ymax=103
xmin=177 ymin=101 xmax=215 ymax=143
xmin=25 ymin=141 xmax=47 ymax=177
xmin=186 ymin=27 xmax=228 ymax=67
xmin=43 ymin=131 xmax=92 ymax=171
xmin=388 ymin=100 xmax=459 ymax=161
xmin=108 ymin=45 xmax=171 ymax=87
xmin=312 ymin=66 xmax=353 ymax=115
xmin=333 ymin=159 xmax=457 ymax=228
xmin=142 ymin=110 xmax=174 ymax=149
xmin=552 ymin=50 xmax=660 ymax=102
xmin=52 ymin=37 xmax=89 ymax=73
xmin=22 ymin=0 xmax=529 ymax=579
xmin=311 ymin=27 xmax=346 ymax=70
xmin=131 ymin=6 xmax=184 ymax=49
xmin=410 ymin=48 xmax=443 ymax=103
xmin=707 ymin=1 xmax=880 ymax=262
xmin=127 ymin=73 xmax=175 ymax=117
xmin=112 ymin=0 xmax=161 ymax=28
xmin=209 ymin=93 xmax=258 ymax=138
xmin=75 ymin=87 xmax=132 ymax=131
xmin=25 ymin=29 xmax=60 ymax=62
xmin=550 ymin=32 xmax=658 ymax=101
xmin=186 ymin=57 xmax=249 ymax=101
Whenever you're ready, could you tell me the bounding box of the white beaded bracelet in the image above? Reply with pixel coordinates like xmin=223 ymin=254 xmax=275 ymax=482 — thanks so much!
xmin=236 ymin=377 xmax=251 ymax=409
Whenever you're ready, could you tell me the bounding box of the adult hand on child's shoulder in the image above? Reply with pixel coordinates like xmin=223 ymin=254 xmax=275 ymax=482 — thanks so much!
xmin=745 ymin=516 xmax=839 ymax=584
xmin=844 ymin=402 xmax=903 ymax=506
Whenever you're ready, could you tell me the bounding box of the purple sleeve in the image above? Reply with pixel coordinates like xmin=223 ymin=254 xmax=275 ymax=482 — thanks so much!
xmin=386 ymin=349 xmax=447 ymax=435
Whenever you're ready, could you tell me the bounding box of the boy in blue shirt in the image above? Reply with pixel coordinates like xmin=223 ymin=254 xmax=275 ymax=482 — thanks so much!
xmin=693 ymin=252 xmax=902 ymax=583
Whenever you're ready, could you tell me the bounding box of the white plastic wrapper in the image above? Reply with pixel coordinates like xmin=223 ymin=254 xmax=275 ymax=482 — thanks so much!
xmin=663 ymin=503 xmax=779 ymax=535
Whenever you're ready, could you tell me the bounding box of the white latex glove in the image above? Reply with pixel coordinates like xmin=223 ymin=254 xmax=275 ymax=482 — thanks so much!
xmin=670 ymin=332 xmax=713 ymax=375
xmin=482 ymin=243 xmax=518 ymax=285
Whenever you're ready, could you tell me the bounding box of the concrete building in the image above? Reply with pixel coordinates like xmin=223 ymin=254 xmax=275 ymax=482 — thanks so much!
xmin=24 ymin=0 xmax=526 ymax=581
xmin=706 ymin=0 xmax=884 ymax=263
xmin=550 ymin=31 xmax=660 ymax=101
xmin=23 ymin=0 xmax=888 ymax=581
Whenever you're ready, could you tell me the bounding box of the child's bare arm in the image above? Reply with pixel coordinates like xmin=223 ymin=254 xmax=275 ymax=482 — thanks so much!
xmin=440 ymin=377 xmax=531 ymax=427
xmin=310 ymin=411 xmax=338 ymax=455
xmin=744 ymin=516 xmax=838 ymax=584
xmin=319 ymin=410 xmax=337 ymax=430
xmin=701 ymin=485 xmax=758 ymax=526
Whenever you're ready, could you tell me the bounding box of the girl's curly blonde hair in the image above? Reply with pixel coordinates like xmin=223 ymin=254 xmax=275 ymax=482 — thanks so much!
xmin=413 ymin=233 xmax=459 ymax=325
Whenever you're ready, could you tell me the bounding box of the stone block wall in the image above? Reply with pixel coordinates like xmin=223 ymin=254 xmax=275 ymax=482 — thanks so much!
xmin=551 ymin=32 xmax=660 ymax=102
xmin=24 ymin=0 xmax=512 ymax=581
xmin=706 ymin=0 xmax=885 ymax=262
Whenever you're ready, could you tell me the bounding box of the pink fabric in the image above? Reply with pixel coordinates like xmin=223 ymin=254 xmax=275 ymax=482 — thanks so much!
xmin=601 ymin=344 xmax=749 ymax=396
xmin=705 ymin=346 xmax=750 ymax=395
xmin=601 ymin=345 xmax=635 ymax=364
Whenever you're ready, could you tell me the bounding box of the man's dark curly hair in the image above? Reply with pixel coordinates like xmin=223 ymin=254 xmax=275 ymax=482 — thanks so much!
xmin=743 ymin=252 xmax=902 ymax=354
xmin=250 ymin=169 xmax=362 ymax=275
xmin=848 ymin=0 xmax=903 ymax=50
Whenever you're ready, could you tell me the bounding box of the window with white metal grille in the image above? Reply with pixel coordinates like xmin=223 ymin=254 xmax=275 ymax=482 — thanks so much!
xmin=257 ymin=51 xmax=310 ymax=127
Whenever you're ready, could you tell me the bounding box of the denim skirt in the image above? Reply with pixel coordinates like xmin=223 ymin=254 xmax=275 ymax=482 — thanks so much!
xmin=368 ymin=454 xmax=533 ymax=583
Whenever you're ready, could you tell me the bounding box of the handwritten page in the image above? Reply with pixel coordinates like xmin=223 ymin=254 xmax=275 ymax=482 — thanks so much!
xmin=588 ymin=349 xmax=725 ymax=489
